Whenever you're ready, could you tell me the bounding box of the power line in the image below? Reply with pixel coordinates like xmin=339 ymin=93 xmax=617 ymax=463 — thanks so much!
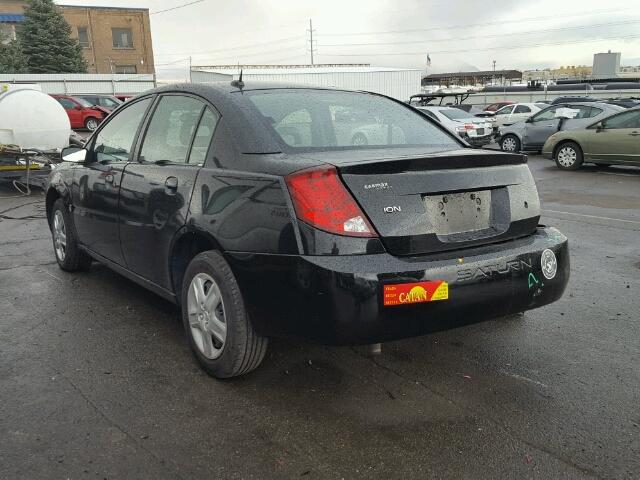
xmin=317 ymin=7 xmax=637 ymax=37
xmin=318 ymin=33 xmax=640 ymax=57
xmin=155 ymin=35 xmax=305 ymax=57
xmin=318 ymin=19 xmax=640 ymax=48
xmin=151 ymin=0 xmax=206 ymax=15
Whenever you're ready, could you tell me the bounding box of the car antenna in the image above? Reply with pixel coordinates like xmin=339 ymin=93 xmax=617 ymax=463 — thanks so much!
xmin=231 ymin=69 xmax=244 ymax=89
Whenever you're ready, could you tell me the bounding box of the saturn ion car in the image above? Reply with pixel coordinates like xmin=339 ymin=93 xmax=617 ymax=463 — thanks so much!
xmin=46 ymin=83 xmax=569 ymax=378
xmin=543 ymin=106 xmax=640 ymax=170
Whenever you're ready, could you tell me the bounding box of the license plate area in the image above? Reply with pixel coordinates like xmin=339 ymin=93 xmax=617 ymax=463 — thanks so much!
xmin=424 ymin=190 xmax=491 ymax=235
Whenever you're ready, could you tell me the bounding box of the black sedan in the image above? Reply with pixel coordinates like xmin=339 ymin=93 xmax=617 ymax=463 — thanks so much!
xmin=46 ymin=82 xmax=570 ymax=378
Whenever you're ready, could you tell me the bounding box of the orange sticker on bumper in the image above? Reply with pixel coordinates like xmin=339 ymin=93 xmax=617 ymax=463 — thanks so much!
xmin=383 ymin=281 xmax=449 ymax=306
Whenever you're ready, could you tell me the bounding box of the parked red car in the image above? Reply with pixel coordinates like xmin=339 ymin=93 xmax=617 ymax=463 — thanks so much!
xmin=483 ymin=101 xmax=515 ymax=112
xmin=50 ymin=94 xmax=108 ymax=131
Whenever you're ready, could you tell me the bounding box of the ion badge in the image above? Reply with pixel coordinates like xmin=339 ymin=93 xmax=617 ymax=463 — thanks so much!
xmin=383 ymin=281 xmax=448 ymax=307
xmin=541 ymin=249 xmax=557 ymax=280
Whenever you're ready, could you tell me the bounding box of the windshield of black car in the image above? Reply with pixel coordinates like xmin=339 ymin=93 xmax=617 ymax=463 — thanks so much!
xmin=245 ymin=90 xmax=460 ymax=151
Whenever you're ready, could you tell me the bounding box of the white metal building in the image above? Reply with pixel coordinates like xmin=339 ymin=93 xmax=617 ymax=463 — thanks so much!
xmin=190 ymin=65 xmax=423 ymax=101
xmin=0 ymin=73 xmax=156 ymax=95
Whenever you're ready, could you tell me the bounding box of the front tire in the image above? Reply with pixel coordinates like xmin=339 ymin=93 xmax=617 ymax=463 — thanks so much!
xmin=50 ymin=198 xmax=92 ymax=271
xmin=85 ymin=117 xmax=99 ymax=131
xmin=181 ymin=251 xmax=268 ymax=379
xmin=554 ymin=141 xmax=583 ymax=170
xmin=500 ymin=134 xmax=521 ymax=152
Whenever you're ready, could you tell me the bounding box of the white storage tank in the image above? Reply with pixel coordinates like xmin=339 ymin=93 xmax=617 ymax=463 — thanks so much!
xmin=0 ymin=85 xmax=71 ymax=151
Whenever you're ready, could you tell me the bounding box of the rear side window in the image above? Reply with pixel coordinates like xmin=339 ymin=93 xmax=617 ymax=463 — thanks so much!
xmin=247 ymin=90 xmax=459 ymax=151
xmin=140 ymin=95 xmax=205 ymax=164
xmin=586 ymin=107 xmax=603 ymax=118
xmin=93 ymin=98 xmax=151 ymax=163
xmin=189 ymin=108 xmax=220 ymax=164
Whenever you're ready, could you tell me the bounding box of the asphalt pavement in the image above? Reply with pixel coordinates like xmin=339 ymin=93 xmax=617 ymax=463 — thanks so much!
xmin=1 ymin=155 xmax=638 ymax=479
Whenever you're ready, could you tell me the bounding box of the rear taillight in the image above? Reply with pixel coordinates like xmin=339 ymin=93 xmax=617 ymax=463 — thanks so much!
xmin=285 ymin=166 xmax=378 ymax=237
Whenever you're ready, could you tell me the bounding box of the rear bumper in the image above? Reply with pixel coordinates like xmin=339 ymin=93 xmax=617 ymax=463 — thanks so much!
xmin=461 ymin=134 xmax=493 ymax=146
xmin=226 ymin=227 xmax=569 ymax=344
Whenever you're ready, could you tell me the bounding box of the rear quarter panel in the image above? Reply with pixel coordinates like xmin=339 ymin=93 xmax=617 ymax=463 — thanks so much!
xmin=187 ymin=168 xmax=299 ymax=254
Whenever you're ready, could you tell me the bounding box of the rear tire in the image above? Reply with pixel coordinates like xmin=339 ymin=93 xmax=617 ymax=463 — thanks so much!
xmin=554 ymin=141 xmax=583 ymax=170
xmin=181 ymin=251 xmax=268 ymax=379
xmin=50 ymin=198 xmax=92 ymax=272
xmin=500 ymin=134 xmax=520 ymax=152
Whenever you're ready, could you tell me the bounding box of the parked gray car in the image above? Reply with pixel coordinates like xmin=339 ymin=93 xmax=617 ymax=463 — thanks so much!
xmin=498 ymin=102 xmax=623 ymax=152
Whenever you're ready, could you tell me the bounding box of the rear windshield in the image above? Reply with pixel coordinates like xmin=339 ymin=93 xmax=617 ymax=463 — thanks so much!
xmin=246 ymin=90 xmax=459 ymax=151
xmin=440 ymin=108 xmax=472 ymax=121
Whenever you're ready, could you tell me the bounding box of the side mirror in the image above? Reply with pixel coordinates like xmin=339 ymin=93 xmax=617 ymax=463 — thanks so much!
xmin=61 ymin=147 xmax=87 ymax=163
xmin=74 ymin=105 xmax=83 ymax=111
xmin=596 ymin=122 xmax=606 ymax=132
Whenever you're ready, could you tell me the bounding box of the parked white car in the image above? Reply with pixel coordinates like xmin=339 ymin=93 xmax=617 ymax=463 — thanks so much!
xmin=491 ymin=103 xmax=543 ymax=127
xmin=417 ymin=106 xmax=493 ymax=146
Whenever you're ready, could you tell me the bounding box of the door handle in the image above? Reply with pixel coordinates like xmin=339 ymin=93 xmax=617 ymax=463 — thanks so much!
xmin=630 ymin=132 xmax=640 ymax=136
xmin=165 ymin=176 xmax=178 ymax=193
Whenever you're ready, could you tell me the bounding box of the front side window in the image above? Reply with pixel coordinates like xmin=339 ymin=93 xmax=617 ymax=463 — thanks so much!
xmin=532 ymin=106 xmax=561 ymax=122
xmin=603 ymin=110 xmax=640 ymax=129
xmin=112 ymin=28 xmax=133 ymax=48
xmin=140 ymin=95 xmax=205 ymax=164
xmin=514 ymin=105 xmax=531 ymax=113
xmin=93 ymin=98 xmax=151 ymax=163
xmin=247 ymin=90 xmax=459 ymax=151
xmin=56 ymin=98 xmax=76 ymax=110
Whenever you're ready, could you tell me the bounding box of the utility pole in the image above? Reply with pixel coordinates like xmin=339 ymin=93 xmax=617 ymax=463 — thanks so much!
xmin=189 ymin=56 xmax=192 ymax=83
xmin=308 ymin=19 xmax=315 ymax=65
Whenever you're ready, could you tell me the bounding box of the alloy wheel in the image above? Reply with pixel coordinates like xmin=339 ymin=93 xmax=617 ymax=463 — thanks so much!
xmin=557 ymin=146 xmax=577 ymax=167
xmin=501 ymin=137 xmax=517 ymax=151
xmin=187 ymin=273 xmax=227 ymax=359
xmin=86 ymin=119 xmax=98 ymax=131
xmin=53 ymin=210 xmax=67 ymax=261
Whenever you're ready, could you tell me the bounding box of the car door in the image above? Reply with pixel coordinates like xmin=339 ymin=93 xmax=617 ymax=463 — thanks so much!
xmin=57 ymin=97 xmax=82 ymax=128
xmin=585 ymin=110 xmax=640 ymax=164
xmin=523 ymin=105 xmax=564 ymax=149
xmin=71 ymin=97 xmax=153 ymax=264
xmin=118 ymin=94 xmax=220 ymax=288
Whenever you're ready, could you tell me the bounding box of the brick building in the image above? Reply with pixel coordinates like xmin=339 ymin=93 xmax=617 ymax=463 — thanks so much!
xmin=0 ymin=1 xmax=155 ymax=75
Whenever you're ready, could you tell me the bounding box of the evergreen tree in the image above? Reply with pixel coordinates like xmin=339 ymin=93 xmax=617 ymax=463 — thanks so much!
xmin=0 ymin=33 xmax=27 ymax=73
xmin=17 ymin=0 xmax=87 ymax=73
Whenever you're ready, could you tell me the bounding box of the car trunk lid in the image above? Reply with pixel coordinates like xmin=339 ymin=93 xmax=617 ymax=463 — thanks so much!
xmin=321 ymin=148 xmax=541 ymax=255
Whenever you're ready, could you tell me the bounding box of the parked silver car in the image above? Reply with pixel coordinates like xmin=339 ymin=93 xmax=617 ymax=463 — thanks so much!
xmin=417 ymin=106 xmax=493 ymax=146
xmin=498 ymin=102 xmax=623 ymax=152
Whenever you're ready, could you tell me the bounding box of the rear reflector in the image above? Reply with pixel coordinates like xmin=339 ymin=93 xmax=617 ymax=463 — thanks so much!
xmin=285 ymin=166 xmax=378 ymax=237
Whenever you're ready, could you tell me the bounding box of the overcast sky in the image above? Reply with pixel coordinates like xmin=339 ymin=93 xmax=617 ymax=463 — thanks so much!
xmin=59 ymin=0 xmax=640 ymax=80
